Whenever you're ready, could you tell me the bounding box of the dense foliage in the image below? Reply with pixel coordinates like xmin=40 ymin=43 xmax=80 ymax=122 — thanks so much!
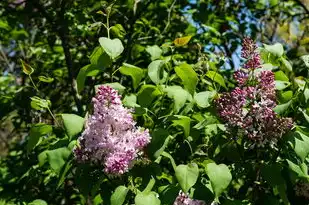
xmin=1 ymin=0 xmax=309 ymax=204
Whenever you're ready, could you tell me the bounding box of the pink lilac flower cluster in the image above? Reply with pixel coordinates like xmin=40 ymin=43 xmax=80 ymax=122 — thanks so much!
xmin=173 ymin=191 xmax=206 ymax=205
xmin=216 ymin=38 xmax=292 ymax=146
xmin=74 ymin=86 xmax=151 ymax=175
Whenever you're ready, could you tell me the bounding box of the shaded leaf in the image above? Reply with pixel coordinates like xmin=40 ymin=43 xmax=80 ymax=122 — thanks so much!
xmin=111 ymin=186 xmax=129 ymax=205
xmin=175 ymin=163 xmax=199 ymax=193
xmin=175 ymin=63 xmax=198 ymax=95
xmin=119 ymin=63 xmax=145 ymax=89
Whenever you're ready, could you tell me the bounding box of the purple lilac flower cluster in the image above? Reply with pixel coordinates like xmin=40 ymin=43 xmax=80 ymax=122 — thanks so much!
xmin=216 ymin=38 xmax=292 ymax=146
xmin=173 ymin=191 xmax=206 ymax=205
xmin=74 ymin=86 xmax=151 ymax=175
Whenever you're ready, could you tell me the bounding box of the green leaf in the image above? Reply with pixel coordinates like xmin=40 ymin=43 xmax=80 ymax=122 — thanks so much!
xmin=163 ymin=85 xmax=192 ymax=113
xmin=274 ymin=71 xmax=289 ymax=81
xmin=123 ymin=94 xmax=140 ymax=108
xmin=77 ymin=64 xmax=102 ymax=92
xmin=288 ymin=131 xmax=309 ymax=162
xmin=175 ymin=63 xmax=198 ymax=95
xmin=137 ymin=84 xmax=162 ymax=107
xmin=27 ymin=123 xmax=52 ymax=153
xmin=273 ymin=100 xmax=291 ymax=114
xmin=46 ymin=147 xmax=71 ymax=174
xmin=146 ymin=45 xmax=162 ymax=61
xmin=304 ymin=88 xmax=309 ymax=103
xmin=61 ymin=114 xmax=85 ymax=139
xmin=28 ymin=199 xmax=47 ymax=205
xmin=20 ymin=59 xmax=34 ymax=75
xmin=205 ymin=71 xmax=227 ymax=89
xmin=280 ymin=58 xmax=292 ymax=72
xmin=300 ymin=55 xmax=309 ymax=68
xmin=30 ymin=96 xmax=51 ymax=110
xmin=205 ymin=162 xmax=232 ymax=198
xmin=174 ymin=36 xmax=192 ymax=47
xmin=171 ymin=115 xmax=191 ymax=138
xmin=119 ymin=63 xmax=145 ymax=89
xmin=111 ymin=186 xmax=129 ymax=205
xmin=38 ymin=76 xmax=54 ymax=83
xmin=135 ymin=192 xmax=161 ymax=205
xmin=148 ymin=60 xmax=168 ymax=84
xmin=90 ymin=46 xmax=112 ymax=69
xmin=194 ymin=91 xmax=216 ymax=108
xmin=275 ymin=81 xmax=290 ymax=90
xmin=264 ymin=43 xmax=284 ymax=57
xmin=110 ymin=24 xmax=126 ymax=40
xmin=99 ymin=37 xmax=124 ymax=59
xmin=175 ymin=163 xmax=199 ymax=193
xmin=286 ymin=160 xmax=308 ymax=178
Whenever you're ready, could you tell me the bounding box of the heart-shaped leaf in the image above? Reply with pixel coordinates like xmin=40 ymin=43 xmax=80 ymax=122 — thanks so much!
xmin=119 ymin=63 xmax=145 ymax=89
xmin=135 ymin=192 xmax=161 ymax=205
xmin=61 ymin=114 xmax=85 ymax=139
xmin=111 ymin=186 xmax=129 ymax=205
xmin=175 ymin=163 xmax=199 ymax=193
xmin=99 ymin=37 xmax=124 ymax=59
xmin=205 ymin=162 xmax=232 ymax=198
xmin=175 ymin=63 xmax=198 ymax=95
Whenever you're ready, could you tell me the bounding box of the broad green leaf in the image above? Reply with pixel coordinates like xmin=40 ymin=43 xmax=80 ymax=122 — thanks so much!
xmin=99 ymin=37 xmax=124 ymax=59
xmin=77 ymin=64 xmax=102 ymax=92
xmin=264 ymin=43 xmax=284 ymax=57
xmin=279 ymin=91 xmax=293 ymax=102
xmin=286 ymin=160 xmax=308 ymax=178
xmin=30 ymin=96 xmax=51 ymax=110
xmin=174 ymin=36 xmax=192 ymax=47
xmin=28 ymin=199 xmax=47 ymax=205
xmin=205 ymin=162 xmax=232 ymax=198
xmin=148 ymin=60 xmax=167 ymax=84
xmin=171 ymin=115 xmax=191 ymax=138
xmin=194 ymin=91 xmax=216 ymax=108
xmin=175 ymin=63 xmax=198 ymax=95
xmin=275 ymin=81 xmax=290 ymax=90
xmin=304 ymin=88 xmax=309 ymax=103
xmin=175 ymin=163 xmax=199 ymax=193
xmin=146 ymin=45 xmax=162 ymax=61
xmin=280 ymin=58 xmax=292 ymax=72
xmin=46 ymin=147 xmax=71 ymax=174
xmin=110 ymin=24 xmax=126 ymax=40
xmin=163 ymin=85 xmax=192 ymax=113
xmin=273 ymin=100 xmax=291 ymax=114
xmin=119 ymin=63 xmax=145 ymax=89
xmin=123 ymin=94 xmax=140 ymax=108
xmin=38 ymin=76 xmax=54 ymax=83
xmin=137 ymin=84 xmax=161 ymax=107
xmin=294 ymin=76 xmax=306 ymax=89
xmin=288 ymin=131 xmax=309 ymax=162
xmin=300 ymin=55 xmax=309 ymax=68
xmin=135 ymin=192 xmax=161 ymax=205
xmin=27 ymin=123 xmax=52 ymax=153
xmin=111 ymin=186 xmax=129 ymax=205
xmin=205 ymin=71 xmax=227 ymax=89
xmin=274 ymin=71 xmax=289 ymax=81
xmin=57 ymin=159 xmax=72 ymax=189
xmin=90 ymin=46 xmax=112 ymax=69
xmin=61 ymin=114 xmax=85 ymax=138
xmin=20 ymin=59 xmax=34 ymax=75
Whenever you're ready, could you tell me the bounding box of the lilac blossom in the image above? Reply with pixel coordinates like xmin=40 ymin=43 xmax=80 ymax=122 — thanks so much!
xmin=74 ymin=86 xmax=151 ymax=175
xmin=216 ymin=38 xmax=292 ymax=146
xmin=173 ymin=191 xmax=206 ymax=205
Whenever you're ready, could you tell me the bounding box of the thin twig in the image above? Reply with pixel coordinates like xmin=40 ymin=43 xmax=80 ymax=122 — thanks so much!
xmin=162 ymin=0 xmax=177 ymax=34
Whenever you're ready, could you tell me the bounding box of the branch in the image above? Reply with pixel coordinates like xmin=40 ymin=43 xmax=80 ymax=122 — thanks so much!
xmin=29 ymin=0 xmax=83 ymax=114
xmin=294 ymin=0 xmax=309 ymax=15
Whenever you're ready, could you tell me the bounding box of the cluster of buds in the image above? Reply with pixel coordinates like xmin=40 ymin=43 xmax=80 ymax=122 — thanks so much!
xmin=173 ymin=191 xmax=206 ymax=205
xmin=216 ymin=38 xmax=292 ymax=146
xmin=74 ymin=86 xmax=151 ymax=175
